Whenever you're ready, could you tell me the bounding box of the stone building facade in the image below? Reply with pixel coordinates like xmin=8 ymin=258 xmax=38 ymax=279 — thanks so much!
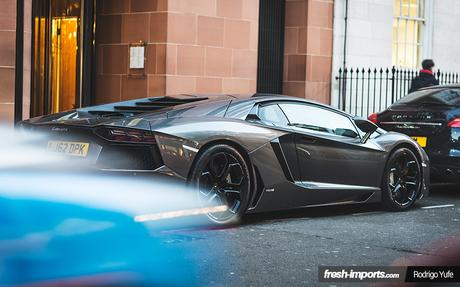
xmin=0 ymin=0 xmax=334 ymax=125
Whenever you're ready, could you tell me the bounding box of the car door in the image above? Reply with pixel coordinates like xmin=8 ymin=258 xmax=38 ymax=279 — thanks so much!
xmin=277 ymin=103 xmax=383 ymax=191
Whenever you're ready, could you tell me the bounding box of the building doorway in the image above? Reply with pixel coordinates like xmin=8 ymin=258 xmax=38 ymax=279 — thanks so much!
xmin=51 ymin=16 xmax=79 ymax=113
xmin=31 ymin=0 xmax=95 ymax=117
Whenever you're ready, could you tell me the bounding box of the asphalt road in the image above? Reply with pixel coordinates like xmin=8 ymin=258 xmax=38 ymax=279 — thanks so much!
xmin=157 ymin=184 xmax=460 ymax=286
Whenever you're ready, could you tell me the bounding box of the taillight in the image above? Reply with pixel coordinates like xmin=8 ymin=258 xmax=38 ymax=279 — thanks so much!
xmin=448 ymin=118 xmax=460 ymax=128
xmin=96 ymin=127 xmax=157 ymax=143
xmin=368 ymin=113 xmax=378 ymax=124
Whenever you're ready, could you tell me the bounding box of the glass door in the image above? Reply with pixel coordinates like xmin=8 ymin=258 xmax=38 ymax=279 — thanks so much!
xmin=31 ymin=0 xmax=95 ymax=117
xmin=51 ymin=16 xmax=79 ymax=113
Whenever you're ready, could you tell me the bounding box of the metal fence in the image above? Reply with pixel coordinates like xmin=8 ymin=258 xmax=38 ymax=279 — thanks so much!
xmin=334 ymin=67 xmax=460 ymax=117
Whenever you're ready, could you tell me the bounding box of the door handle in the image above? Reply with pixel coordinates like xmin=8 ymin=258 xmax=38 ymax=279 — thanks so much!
xmin=300 ymin=136 xmax=317 ymax=144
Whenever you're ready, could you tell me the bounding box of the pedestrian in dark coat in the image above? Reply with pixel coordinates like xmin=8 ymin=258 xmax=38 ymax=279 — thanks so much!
xmin=409 ymin=59 xmax=439 ymax=93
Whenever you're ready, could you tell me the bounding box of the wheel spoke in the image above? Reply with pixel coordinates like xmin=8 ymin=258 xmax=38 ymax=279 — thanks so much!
xmin=223 ymin=163 xmax=244 ymax=185
xmin=391 ymin=166 xmax=401 ymax=179
xmin=392 ymin=184 xmax=402 ymax=198
xmin=401 ymin=186 xmax=410 ymax=198
xmin=224 ymin=188 xmax=241 ymax=195
xmin=208 ymin=192 xmax=221 ymax=204
xmin=199 ymin=188 xmax=212 ymax=197
xmin=406 ymin=160 xmax=416 ymax=169
xmin=228 ymin=200 xmax=241 ymax=214
xmin=199 ymin=171 xmax=214 ymax=187
xmin=220 ymin=162 xmax=232 ymax=181
xmin=405 ymin=181 xmax=417 ymax=187
xmin=209 ymin=153 xmax=229 ymax=179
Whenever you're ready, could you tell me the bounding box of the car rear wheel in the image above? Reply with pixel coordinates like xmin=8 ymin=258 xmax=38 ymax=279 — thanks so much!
xmin=189 ymin=144 xmax=251 ymax=225
xmin=382 ymin=147 xmax=422 ymax=211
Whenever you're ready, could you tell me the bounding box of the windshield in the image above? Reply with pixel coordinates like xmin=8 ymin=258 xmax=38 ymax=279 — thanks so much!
xmin=394 ymin=88 xmax=460 ymax=106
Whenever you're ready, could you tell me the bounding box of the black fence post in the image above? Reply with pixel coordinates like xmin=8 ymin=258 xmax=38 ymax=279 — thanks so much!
xmin=385 ymin=68 xmax=390 ymax=108
xmin=378 ymin=68 xmax=383 ymax=112
xmin=391 ymin=66 xmax=396 ymax=103
xmin=367 ymin=68 xmax=371 ymax=116
xmin=372 ymin=68 xmax=376 ymax=113
xmin=355 ymin=68 xmax=359 ymax=115
xmin=436 ymin=70 xmax=441 ymax=84
xmin=349 ymin=68 xmax=354 ymax=114
xmin=361 ymin=68 xmax=365 ymax=116
xmin=337 ymin=68 xmax=342 ymax=110
xmin=342 ymin=68 xmax=348 ymax=110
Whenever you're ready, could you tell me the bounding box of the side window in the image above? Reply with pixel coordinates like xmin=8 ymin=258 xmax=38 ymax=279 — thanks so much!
xmin=279 ymin=103 xmax=359 ymax=138
xmin=257 ymin=104 xmax=289 ymax=127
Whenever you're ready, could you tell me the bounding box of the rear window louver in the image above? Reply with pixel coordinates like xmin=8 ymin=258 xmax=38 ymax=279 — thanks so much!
xmin=89 ymin=96 xmax=207 ymax=116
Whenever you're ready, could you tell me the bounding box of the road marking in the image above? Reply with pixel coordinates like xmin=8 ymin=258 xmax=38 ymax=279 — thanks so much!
xmin=421 ymin=204 xmax=455 ymax=209
xmin=352 ymin=211 xmax=384 ymax=216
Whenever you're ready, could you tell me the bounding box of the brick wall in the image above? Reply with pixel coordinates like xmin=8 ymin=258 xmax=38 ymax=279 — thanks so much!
xmin=0 ymin=0 xmax=16 ymax=124
xmin=283 ymin=0 xmax=333 ymax=104
xmin=0 ymin=0 xmax=31 ymax=124
xmin=165 ymin=0 xmax=259 ymax=95
xmin=96 ymin=0 xmax=259 ymax=104
xmin=96 ymin=0 xmax=162 ymax=104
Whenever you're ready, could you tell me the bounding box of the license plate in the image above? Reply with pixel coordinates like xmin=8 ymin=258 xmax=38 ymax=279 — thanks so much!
xmin=411 ymin=136 xmax=427 ymax=148
xmin=47 ymin=141 xmax=90 ymax=157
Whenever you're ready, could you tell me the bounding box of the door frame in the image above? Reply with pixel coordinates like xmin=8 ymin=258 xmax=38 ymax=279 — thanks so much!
xmin=30 ymin=0 xmax=96 ymax=117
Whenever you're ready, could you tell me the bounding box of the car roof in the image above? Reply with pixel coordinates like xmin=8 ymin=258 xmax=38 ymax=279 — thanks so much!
xmin=418 ymin=84 xmax=460 ymax=91
xmin=175 ymin=93 xmax=353 ymax=118
xmin=158 ymin=93 xmax=355 ymax=119
xmin=248 ymin=93 xmax=353 ymax=117
xmin=166 ymin=93 xmax=347 ymax=112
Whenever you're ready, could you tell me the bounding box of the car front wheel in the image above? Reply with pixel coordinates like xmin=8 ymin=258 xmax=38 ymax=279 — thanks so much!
xmin=382 ymin=147 xmax=422 ymax=211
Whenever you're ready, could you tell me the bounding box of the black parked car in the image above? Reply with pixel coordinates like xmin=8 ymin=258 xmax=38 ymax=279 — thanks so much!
xmin=369 ymin=85 xmax=460 ymax=183
xmin=19 ymin=94 xmax=430 ymax=224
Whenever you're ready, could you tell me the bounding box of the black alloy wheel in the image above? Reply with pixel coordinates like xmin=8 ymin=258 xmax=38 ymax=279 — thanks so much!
xmin=190 ymin=144 xmax=251 ymax=224
xmin=382 ymin=147 xmax=422 ymax=210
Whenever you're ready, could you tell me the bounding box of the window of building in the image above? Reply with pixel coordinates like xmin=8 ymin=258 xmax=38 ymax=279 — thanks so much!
xmin=392 ymin=0 xmax=425 ymax=68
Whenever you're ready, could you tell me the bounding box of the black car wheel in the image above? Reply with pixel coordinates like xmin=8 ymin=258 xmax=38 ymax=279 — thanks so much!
xmin=190 ymin=144 xmax=251 ymax=224
xmin=382 ymin=147 xmax=422 ymax=211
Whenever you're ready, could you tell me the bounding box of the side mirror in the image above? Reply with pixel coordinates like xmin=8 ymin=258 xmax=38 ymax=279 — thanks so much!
xmin=354 ymin=117 xmax=378 ymax=143
xmin=335 ymin=128 xmax=359 ymax=139
xmin=246 ymin=113 xmax=261 ymax=122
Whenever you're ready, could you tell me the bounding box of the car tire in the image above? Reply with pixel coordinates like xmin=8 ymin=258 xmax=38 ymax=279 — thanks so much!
xmin=189 ymin=144 xmax=251 ymax=225
xmin=382 ymin=147 xmax=422 ymax=211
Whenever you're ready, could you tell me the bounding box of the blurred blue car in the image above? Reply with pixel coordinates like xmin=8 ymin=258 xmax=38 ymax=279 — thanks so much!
xmin=0 ymin=171 xmax=204 ymax=287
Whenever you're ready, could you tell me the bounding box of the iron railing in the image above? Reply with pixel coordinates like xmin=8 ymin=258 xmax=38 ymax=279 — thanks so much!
xmin=334 ymin=67 xmax=460 ymax=117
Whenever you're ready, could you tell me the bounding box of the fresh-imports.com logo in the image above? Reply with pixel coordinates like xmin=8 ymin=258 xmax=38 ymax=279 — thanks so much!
xmin=322 ymin=269 xmax=400 ymax=281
